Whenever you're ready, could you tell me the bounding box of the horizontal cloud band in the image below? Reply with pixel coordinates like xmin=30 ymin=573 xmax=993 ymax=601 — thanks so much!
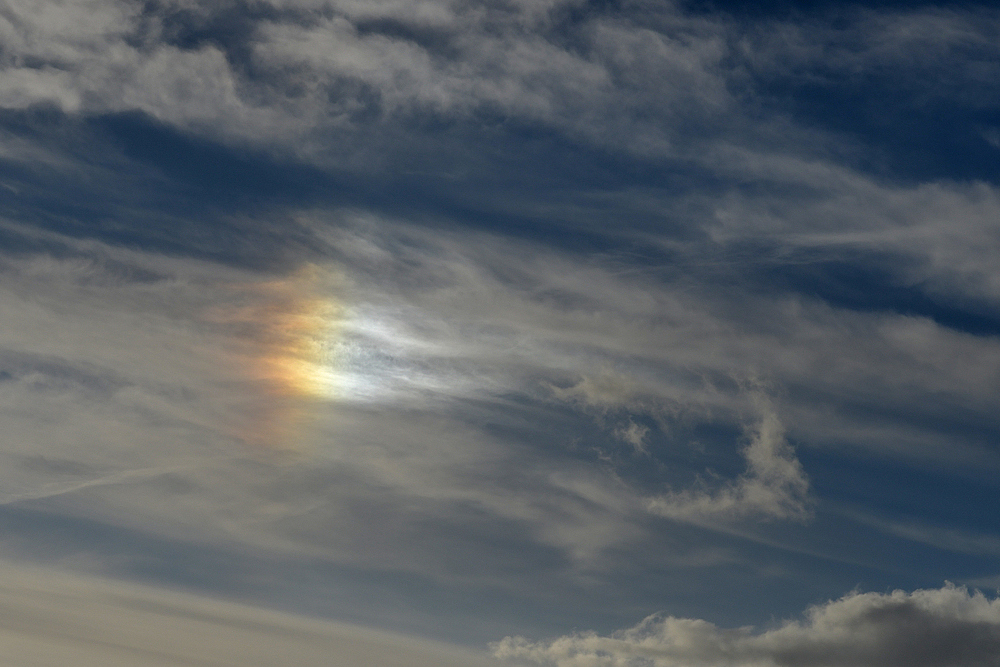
xmin=493 ymin=584 xmax=1000 ymax=667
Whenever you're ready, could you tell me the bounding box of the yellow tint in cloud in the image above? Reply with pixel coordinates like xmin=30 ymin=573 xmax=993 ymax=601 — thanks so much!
xmin=252 ymin=264 xmax=342 ymax=400
xmin=213 ymin=264 xmax=344 ymax=451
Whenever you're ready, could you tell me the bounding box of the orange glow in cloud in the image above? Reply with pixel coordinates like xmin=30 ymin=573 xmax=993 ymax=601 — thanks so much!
xmin=253 ymin=265 xmax=342 ymax=400
xmin=214 ymin=264 xmax=343 ymax=451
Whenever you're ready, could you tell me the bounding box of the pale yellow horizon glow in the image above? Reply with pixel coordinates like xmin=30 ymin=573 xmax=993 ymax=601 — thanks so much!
xmin=0 ymin=561 xmax=503 ymax=667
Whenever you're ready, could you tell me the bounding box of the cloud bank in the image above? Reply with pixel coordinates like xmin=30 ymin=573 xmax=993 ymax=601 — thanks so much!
xmin=494 ymin=584 xmax=1000 ymax=667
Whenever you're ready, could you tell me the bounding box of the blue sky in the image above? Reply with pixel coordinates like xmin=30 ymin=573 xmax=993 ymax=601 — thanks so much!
xmin=2 ymin=0 xmax=1000 ymax=665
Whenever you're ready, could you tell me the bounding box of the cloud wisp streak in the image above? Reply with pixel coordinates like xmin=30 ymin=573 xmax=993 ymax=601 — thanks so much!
xmin=0 ymin=561 xmax=502 ymax=667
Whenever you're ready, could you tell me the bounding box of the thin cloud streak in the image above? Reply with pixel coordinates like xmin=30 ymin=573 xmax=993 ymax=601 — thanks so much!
xmin=0 ymin=561 xmax=502 ymax=667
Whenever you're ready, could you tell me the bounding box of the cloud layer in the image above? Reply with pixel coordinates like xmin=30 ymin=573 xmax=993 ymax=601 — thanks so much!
xmin=3 ymin=0 xmax=1000 ymax=656
xmin=0 ymin=560 xmax=501 ymax=667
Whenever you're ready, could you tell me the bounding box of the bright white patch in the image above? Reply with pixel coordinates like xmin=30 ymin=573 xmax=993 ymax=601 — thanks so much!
xmin=324 ymin=305 xmax=496 ymax=404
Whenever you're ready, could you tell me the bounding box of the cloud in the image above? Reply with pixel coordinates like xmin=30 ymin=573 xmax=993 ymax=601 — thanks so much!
xmin=0 ymin=0 xmax=794 ymax=158
xmin=2 ymin=0 xmax=1000 ymax=606
xmin=0 ymin=222 xmax=657 ymax=576
xmin=837 ymin=510 xmax=1000 ymax=559
xmin=7 ymin=201 xmax=990 ymax=558
xmin=0 ymin=206 xmax=834 ymax=597
xmin=616 ymin=420 xmax=650 ymax=454
xmin=4 ymin=0 xmax=1000 ymax=656
xmin=742 ymin=7 xmax=1000 ymax=97
xmin=1 ymin=187 xmax=997 ymax=596
xmin=647 ymin=394 xmax=812 ymax=523
xmin=493 ymin=584 xmax=1000 ymax=667
xmin=0 ymin=560 xmax=502 ymax=667
xmin=0 ymin=0 xmax=996 ymax=189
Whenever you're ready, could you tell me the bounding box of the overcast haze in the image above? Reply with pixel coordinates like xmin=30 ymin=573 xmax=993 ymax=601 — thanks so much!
xmin=2 ymin=0 xmax=1000 ymax=665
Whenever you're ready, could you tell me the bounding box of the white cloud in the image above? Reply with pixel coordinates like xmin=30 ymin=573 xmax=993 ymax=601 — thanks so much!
xmin=0 ymin=225 xmax=659 ymax=572
xmin=493 ymin=584 xmax=1000 ymax=667
xmin=836 ymin=510 xmax=1000 ymax=559
xmin=647 ymin=395 xmax=811 ymax=523
xmin=616 ymin=420 xmax=650 ymax=454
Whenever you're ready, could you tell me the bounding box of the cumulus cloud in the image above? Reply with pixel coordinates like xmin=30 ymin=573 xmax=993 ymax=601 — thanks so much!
xmin=493 ymin=584 xmax=1000 ymax=667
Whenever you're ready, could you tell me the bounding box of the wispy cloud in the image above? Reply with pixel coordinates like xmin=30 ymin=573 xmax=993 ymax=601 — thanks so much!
xmin=648 ymin=394 xmax=812 ymax=523
xmin=0 ymin=560 xmax=501 ymax=667
xmin=3 ymin=0 xmax=1000 ymax=654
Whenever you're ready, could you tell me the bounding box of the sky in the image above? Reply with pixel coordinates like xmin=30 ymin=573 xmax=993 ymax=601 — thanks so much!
xmin=1 ymin=0 xmax=1000 ymax=665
